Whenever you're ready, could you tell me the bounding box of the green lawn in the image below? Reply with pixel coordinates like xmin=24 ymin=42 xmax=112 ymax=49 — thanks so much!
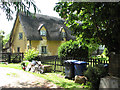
xmin=0 ymin=63 xmax=22 ymax=70
xmin=0 ymin=63 xmax=89 ymax=88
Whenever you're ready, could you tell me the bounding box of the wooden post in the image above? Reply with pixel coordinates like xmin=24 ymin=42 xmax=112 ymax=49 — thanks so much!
xmin=104 ymin=60 xmax=105 ymax=64
xmin=93 ymin=59 xmax=95 ymax=67
xmin=54 ymin=58 xmax=56 ymax=72
xmin=8 ymin=53 xmax=11 ymax=63
xmin=22 ymin=53 xmax=24 ymax=62
xmin=98 ymin=59 xmax=100 ymax=64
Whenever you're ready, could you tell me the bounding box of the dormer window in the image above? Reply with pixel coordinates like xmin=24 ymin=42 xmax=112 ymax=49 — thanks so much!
xmin=62 ymin=32 xmax=66 ymax=38
xmin=38 ymin=24 xmax=46 ymax=36
xmin=40 ymin=30 xmax=46 ymax=36
xmin=60 ymin=27 xmax=66 ymax=38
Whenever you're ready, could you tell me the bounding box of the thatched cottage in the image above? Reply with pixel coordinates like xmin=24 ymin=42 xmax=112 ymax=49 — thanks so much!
xmin=8 ymin=12 xmax=75 ymax=56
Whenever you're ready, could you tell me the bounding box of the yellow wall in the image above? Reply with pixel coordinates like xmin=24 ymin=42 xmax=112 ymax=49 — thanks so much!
xmin=36 ymin=26 xmax=66 ymax=56
xmin=11 ymin=17 xmax=28 ymax=53
xmin=31 ymin=40 xmax=40 ymax=50
xmin=47 ymin=41 xmax=62 ymax=55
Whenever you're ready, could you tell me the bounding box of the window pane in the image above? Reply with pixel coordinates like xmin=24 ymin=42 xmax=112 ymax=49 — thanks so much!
xmin=62 ymin=32 xmax=66 ymax=38
xmin=19 ymin=33 xmax=23 ymax=40
xmin=17 ymin=47 xmax=20 ymax=52
xmin=43 ymin=31 xmax=46 ymax=36
xmin=40 ymin=30 xmax=46 ymax=36
xmin=41 ymin=46 xmax=47 ymax=54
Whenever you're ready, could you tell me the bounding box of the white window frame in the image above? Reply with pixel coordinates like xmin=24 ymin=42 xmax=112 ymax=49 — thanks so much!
xmin=40 ymin=30 xmax=46 ymax=36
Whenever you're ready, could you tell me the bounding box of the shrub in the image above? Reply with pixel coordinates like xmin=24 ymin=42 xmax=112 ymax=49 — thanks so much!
xmin=23 ymin=48 xmax=39 ymax=61
xmin=58 ymin=40 xmax=88 ymax=59
xmin=84 ymin=64 xmax=108 ymax=90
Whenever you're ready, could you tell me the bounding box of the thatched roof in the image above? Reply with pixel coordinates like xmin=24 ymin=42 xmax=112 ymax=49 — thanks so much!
xmin=18 ymin=12 xmax=76 ymax=41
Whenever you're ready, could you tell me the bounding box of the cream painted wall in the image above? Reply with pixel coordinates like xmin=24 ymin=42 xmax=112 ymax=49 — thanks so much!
xmin=11 ymin=17 xmax=28 ymax=53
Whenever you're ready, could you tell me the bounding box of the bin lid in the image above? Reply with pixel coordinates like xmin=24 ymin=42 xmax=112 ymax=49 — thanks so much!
xmin=74 ymin=61 xmax=87 ymax=65
xmin=64 ymin=60 xmax=78 ymax=63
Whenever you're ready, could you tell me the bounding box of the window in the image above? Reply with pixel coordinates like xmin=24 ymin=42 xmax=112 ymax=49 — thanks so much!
xmin=17 ymin=47 xmax=20 ymax=52
xmin=62 ymin=32 xmax=66 ymax=38
xmin=41 ymin=46 xmax=47 ymax=54
xmin=19 ymin=32 xmax=23 ymax=40
xmin=40 ymin=30 xmax=46 ymax=36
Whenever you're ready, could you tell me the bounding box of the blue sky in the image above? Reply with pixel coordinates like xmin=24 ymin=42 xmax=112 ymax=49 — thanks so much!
xmin=0 ymin=0 xmax=60 ymax=36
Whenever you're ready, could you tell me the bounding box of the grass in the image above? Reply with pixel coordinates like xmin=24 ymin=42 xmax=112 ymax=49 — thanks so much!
xmin=32 ymin=72 xmax=89 ymax=88
xmin=0 ymin=63 xmax=89 ymax=88
xmin=0 ymin=63 xmax=22 ymax=70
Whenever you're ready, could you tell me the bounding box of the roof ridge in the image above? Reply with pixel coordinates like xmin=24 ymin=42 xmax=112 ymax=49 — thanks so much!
xmin=19 ymin=11 xmax=64 ymax=22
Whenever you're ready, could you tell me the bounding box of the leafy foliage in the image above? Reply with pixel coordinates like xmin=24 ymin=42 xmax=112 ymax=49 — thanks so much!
xmin=3 ymin=34 xmax=10 ymax=46
xmin=58 ymin=40 xmax=88 ymax=59
xmin=23 ymin=48 xmax=39 ymax=61
xmin=84 ymin=65 xmax=108 ymax=90
xmin=54 ymin=2 xmax=120 ymax=54
xmin=0 ymin=0 xmax=40 ymax=20
xmin=76 ymin=35 xmax=99 ymax=57
xmin=0 ymin=30 xmax=10 ymax=47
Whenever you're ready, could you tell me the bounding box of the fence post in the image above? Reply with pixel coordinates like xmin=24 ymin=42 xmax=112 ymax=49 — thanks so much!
xmin=93 ymin=59 xmax=95 ymax=67
xmin=54 ymin=58 xmax=56 ymax=72
xmin=21 ymin=53 xmax=24 ymax=62
xmin=62 ymin=57 xmax=65 ymax=73
xmin=8 ymin=53 xmax=11 ymax=63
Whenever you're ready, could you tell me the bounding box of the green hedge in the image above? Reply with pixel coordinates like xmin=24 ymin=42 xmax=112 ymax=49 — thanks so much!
xmin=58 ymin=40 xmax=88 ymax=59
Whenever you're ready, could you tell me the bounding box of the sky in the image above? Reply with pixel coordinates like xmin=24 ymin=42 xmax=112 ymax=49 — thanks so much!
xmin=0 ymin=0 xmax=60 ymax=36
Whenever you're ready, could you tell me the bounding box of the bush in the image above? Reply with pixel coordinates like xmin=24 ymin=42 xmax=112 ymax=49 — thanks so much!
xmin=23 ymin=48 xmax=39 ymax=61
xmin=58 ymin=40 xmax=88 ymax=59
xmin=84 ymin=64 xmax=108 ymax=90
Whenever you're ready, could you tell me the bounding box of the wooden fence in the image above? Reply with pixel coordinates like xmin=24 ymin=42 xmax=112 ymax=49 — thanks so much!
xmin=38 ymin=56 xmax=63 ymax=72
xmin=0 ymin=53 xmax=24 ymax=63
xmin=0 ymin=53 xmax=109 ymax=72
xmin=38 ymin=56 xmax=109 ymax=72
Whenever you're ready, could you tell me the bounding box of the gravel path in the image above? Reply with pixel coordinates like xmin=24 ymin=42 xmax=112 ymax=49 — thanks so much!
xmin=0 ymin=67 xmax=60 ymax=88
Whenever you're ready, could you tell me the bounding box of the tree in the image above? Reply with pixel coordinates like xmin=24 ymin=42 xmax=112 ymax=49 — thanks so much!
xmin=0 ymin=0 xmax=40 ymax=20
xmin=0 ymin=30 xmax=10 ymax=48
xmin=3 ymin=34 xmax=10 ymax=46
xmin=54 ymin=2 xmax=120 ymax=54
